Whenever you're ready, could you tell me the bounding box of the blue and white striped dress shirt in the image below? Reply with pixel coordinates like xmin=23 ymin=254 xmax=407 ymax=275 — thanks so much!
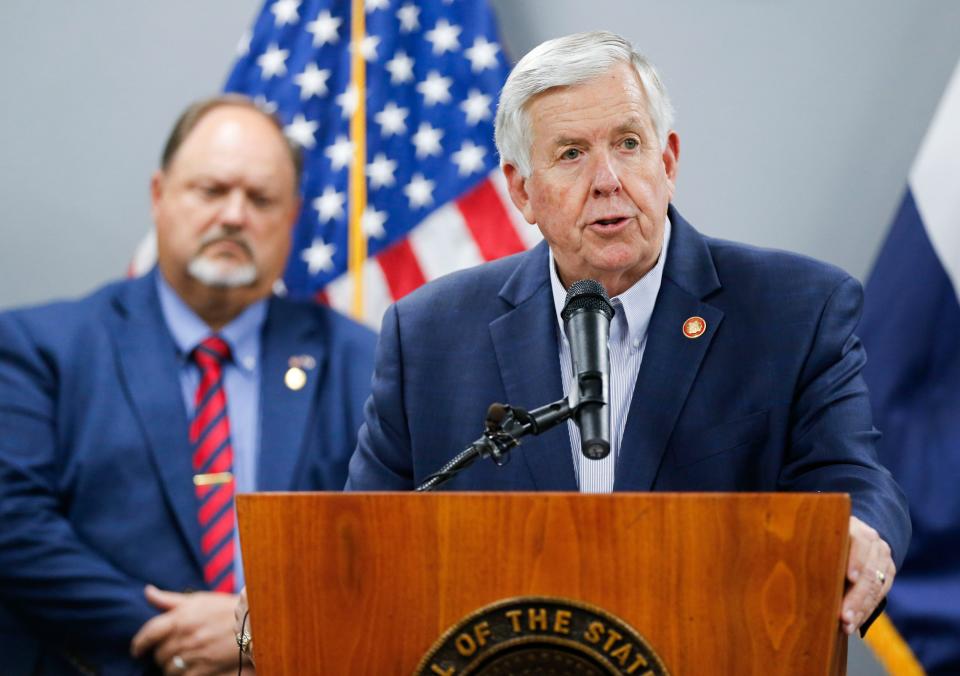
xmin=549 ymin=218 xmax=672 ymax=492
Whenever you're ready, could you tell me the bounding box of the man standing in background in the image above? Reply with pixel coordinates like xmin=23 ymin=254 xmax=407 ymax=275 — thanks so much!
xmin=0 ymin=95 xmax=376 ymax=675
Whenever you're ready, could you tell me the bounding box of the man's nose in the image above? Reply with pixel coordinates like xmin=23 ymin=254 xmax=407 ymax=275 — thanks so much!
xmin=591 ymin=152 xmax=622 ymax=196
xmin=220 ymin=189 xmax=248 ymax=228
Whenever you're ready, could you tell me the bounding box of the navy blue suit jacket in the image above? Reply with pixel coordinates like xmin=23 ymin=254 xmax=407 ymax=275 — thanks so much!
xmin=0 ymin=273 xmax=376 ymax=675
xmin=348 ymin=208 xmax=910 ymax=568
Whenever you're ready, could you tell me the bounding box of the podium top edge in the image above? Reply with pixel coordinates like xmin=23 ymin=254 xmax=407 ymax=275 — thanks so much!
xmin=237 ymin=491 xmax=850 ymax=503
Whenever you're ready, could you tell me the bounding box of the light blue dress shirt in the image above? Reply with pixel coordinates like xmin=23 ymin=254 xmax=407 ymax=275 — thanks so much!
xmin=549 ymin=217 xmax=671 ymax=493
xmin=156 ymin=272 xmax=265 ymax=589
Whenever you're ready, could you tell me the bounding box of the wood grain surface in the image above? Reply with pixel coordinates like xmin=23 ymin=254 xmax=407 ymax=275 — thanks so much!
xmin=237 ymin=492 xmax=849 ymax=675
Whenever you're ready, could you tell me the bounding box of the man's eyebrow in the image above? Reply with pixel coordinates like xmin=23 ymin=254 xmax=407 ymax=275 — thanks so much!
xmin=613 ymin=116 xmax=646 ymax=134
xmin=550 ymin=135 xmax=584 ymax=148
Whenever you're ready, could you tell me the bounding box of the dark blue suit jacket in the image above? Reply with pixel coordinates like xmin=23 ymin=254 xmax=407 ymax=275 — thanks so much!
xmin=348 ymin=208 xmax=910 ymax=568
xmin=0 ymin=272 xmax=376 ymax=675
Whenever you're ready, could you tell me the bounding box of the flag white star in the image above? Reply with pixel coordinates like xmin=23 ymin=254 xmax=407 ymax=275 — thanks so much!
xmin=257 ymin=44 xmax=289 ymax=79
xmin=271 ymin=0 xmax=301 ymax=26
xmin=351 ymin=34 xmax=381 ymax=61
xmin=452 ymin=141 xmax=487 ymax=176
xmin=301 ymin=238 xmax=336 ymax=274
xmin=396 ymin=3 xmax=420 ymax=32
xmin=385 ymin=50 xmax=415 ymax=84
xmin=284 ymin=114 xmax=318 ymax=149
xmin=294 ymin=63 xmax=331 ymax=99
xmin=237 ymin=30 xmax=251 ymax=56
xmin=461 ymin=89 xmax=492 ymax=125
xmin=465 ymin=37 xmax=500 ymax=72
xmin=417 ymin=71 xmax=453 ymax=106
xmin=404 ymin=173 xmax=435 ymax=209
xmin=324 ymin=135 xmax=354 ymax=171
xmin=374 ymin=102 xmax=408 ymax=137
xmin=362 ymin=206 xmax=388 ymax=238
xmin=254 ymin=96 xmax=278 ymax=115
xmin=366 ymin=0 xmax=389 ymax=12
xmin=272 ymin=278 xmax=288 ymax=296
xmin=412 ymin=122 xmax=444 ymax=158
xmin=312 ymin=186 xmax=346 ymax=223
xmin=336 ymin=84 xmax=358 ymax=119
xmin=366 ymin=153 xmax=398 ymax=189
xmin=425 ymin=19 xmax=461 ymax=54
xmin=307 ymin=9 xmax=341 ymax=47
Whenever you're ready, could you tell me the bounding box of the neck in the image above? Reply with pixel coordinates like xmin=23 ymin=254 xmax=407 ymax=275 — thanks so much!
xmin=558 ymin=267 xmax=649 ymax=299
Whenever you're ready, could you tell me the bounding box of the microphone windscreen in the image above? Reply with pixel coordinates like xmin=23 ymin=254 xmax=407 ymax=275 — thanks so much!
xmin=561 ymin=279 xmax=615 ymax=321
xmin=485 ymin=403 xmax=509 ymax=430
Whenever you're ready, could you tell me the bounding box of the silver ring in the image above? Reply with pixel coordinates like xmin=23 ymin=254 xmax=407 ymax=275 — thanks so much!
xmin=876 ymin=569 xmax=886 ymax=585
xmin=172 ymin=655 xmax=187 ymax=671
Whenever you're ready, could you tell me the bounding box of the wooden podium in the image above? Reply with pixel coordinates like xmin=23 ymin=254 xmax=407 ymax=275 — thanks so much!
xmin=237 ymin=492 xmax=850 ymax=675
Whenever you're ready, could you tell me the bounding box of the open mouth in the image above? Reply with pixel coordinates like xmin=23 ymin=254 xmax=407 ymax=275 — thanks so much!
xmin=591 ymin=216 xmax=630 ymax=228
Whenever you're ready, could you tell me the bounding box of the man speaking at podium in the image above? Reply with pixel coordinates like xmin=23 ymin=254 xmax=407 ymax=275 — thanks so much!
xmin=346 ymin=31 xmax=910 ymax=637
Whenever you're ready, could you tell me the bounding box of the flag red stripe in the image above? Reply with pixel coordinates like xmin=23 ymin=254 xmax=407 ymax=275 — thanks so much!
xmin=378 ymin=238 xmax=428 ymax=299
xmin=456 ymin=179 xmax=526 ymax=261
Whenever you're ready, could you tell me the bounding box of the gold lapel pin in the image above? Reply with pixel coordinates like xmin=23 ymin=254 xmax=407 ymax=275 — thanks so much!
xmin=284 ymin=366 xmax=307 ymax=391
xmin=682 ymin=316 xmax=707 ymax=339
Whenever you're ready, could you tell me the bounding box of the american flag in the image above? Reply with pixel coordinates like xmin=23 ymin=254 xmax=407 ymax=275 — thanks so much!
xmin=215 ymin=0 xmax=540 ymax=326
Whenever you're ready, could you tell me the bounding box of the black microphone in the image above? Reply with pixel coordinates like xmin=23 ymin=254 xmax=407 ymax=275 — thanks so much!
xmin=561 ymin=279 xmax=615 ymax=460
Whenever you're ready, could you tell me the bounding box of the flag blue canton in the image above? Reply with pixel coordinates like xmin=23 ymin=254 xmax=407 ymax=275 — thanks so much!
xmin=224 ymin=0 xmax=510 ymax=299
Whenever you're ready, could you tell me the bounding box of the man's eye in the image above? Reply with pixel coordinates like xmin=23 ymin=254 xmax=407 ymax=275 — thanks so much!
xmin=199 ymin=186 xmax=225 ymax=198
xmin=622 ymin=138 xmax=639 ymax=150
xmin=561 ymin=148 xmax=581 ymax=160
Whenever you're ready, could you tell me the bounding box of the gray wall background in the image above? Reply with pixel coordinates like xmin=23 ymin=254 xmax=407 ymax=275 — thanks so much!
xmin=3 ymin=2 xmax=958 ymax=672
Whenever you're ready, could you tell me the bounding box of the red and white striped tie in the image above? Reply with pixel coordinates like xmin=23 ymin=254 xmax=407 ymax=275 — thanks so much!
xmin=189 ymin=335 xmax=235 ymax=592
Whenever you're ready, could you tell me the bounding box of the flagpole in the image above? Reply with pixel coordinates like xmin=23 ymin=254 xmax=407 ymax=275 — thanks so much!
xmin=348 ymin=0 xmax=367 ymax=320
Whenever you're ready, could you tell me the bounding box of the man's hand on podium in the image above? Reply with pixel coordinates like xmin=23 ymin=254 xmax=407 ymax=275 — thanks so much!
xmin=842 ymin=515 xmax=895 ymax=635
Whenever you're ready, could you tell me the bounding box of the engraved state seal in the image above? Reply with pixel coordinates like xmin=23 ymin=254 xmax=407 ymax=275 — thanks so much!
xmin=416 ymin=597 xmax=670 ymax=675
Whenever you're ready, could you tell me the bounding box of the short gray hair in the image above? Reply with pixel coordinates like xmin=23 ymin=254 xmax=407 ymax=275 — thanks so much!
xmin=494 ymin=31 xmax=675 ymax=177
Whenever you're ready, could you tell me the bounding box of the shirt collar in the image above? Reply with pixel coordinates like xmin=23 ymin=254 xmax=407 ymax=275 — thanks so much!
xmin=155 ymin=271 xmax=267 ymax=374
xmin=549 ymin=216 xmax=672 ymax=346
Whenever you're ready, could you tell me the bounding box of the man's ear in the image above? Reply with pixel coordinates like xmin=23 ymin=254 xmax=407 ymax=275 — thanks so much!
xmin=502 ymin=163 xmax=537 ymax=225
xmin=662 ymin=131 xmax=680 ymax=196
xmin=149 ymin=170 xmax=165 ymax=223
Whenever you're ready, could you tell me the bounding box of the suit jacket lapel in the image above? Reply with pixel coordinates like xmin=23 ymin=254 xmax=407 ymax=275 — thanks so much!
xmin=614 ymin=209 xmax=725 ymax=491
xmin=256 ymin=299 xmax=324 ymax=491
xmin=490 ymin=243 xmax=577 ymax=490
xmin=109 ymin=274 xmax=204 ymax=569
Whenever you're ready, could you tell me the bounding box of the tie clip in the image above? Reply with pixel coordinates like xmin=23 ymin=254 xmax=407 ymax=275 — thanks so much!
xmin=193 ymin=471 xmax=234 ymax=486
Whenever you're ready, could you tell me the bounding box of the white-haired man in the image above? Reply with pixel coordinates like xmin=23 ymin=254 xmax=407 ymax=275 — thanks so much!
xmin=345 ymin=30 xmax=908 ymax=638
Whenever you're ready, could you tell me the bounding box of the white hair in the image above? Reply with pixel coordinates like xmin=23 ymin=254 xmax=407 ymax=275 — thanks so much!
xmin=494 ymin=31 xmax=675 ymax=177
